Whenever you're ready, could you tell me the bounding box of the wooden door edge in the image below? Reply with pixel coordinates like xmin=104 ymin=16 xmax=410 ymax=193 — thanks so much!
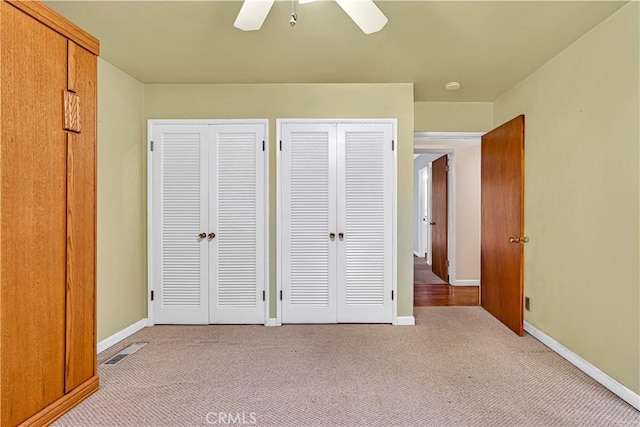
xmin=17 ymin=375 xmax=99 ymax=427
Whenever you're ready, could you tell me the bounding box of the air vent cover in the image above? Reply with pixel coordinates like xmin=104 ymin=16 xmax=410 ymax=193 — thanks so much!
xmin=102 ymin=342 xmax=147 ymax=366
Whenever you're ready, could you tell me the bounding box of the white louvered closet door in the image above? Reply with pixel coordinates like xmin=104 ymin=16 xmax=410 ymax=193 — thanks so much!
xmin=281 ymin=123 xmax=337 ymax=323
xmin=209 ymin=124 xmax=265 ymax=324
xmin=153 ymin=125 xmax=209 ymax=324
xmin=336 ymin=124 xmax=393 ymax=323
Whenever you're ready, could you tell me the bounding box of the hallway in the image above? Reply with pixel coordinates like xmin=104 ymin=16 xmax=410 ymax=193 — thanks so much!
xmin=414 ymin=256 xmax=479 ymax=306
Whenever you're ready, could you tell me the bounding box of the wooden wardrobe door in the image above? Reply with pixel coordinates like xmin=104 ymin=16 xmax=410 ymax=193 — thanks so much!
xmin=0 ymin=3 xmax=68 ymax=425
xmin=65 ymin=41 xmax=97 ymax=392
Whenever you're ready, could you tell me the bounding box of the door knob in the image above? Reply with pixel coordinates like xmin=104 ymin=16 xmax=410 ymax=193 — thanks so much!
xmin=509 ymin=236 xmax=529 ymax=244
xmin=429 ymin=222 xmax=436 ymax=226
xmin=338 ymin=233 xmax=344 ymax=240
xmin=329 ymin=233 xmax=336 ymax=240
xmin=208 ymin=233 xmax=216 ymax=240
xmin=199 ymin=233 xmax=207 ymax=239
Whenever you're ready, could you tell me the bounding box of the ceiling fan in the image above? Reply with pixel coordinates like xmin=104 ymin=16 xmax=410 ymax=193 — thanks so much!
xmin=234 ymin=0 xmax=388 ymax=35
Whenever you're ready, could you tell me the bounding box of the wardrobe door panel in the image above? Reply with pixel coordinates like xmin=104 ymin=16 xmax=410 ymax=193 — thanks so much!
xmin=281 ymin=124 xmax=337 ymax=323
xmin=209 ymin=124 xmax=265 ymax=324
xmin=152 ymin=125 xmax=210 ymax=324
xmin=65 ymin=41 xmax=97 ymax=392
xmin=0 ymin=3 xmax=68 ymax=424
xmin=336 ymin=124 xmax=393 ymax=323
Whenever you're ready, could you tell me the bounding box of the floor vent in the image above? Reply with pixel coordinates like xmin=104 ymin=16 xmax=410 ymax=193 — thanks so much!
xmin=102 ymin=342 xmax=147 ymax=366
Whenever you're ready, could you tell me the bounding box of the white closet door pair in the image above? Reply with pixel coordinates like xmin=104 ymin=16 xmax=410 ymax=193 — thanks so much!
xmin=281 ymin=122 xmax=394 ymax=324
xmin=152 ymin=122 xmax=266 ymax=325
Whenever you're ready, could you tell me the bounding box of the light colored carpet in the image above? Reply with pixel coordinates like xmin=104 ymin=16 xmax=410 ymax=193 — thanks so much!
xmin=55 ymin=307 xmax=639 ymax=426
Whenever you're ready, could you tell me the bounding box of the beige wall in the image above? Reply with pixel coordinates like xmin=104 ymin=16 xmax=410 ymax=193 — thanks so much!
xmin=494 ymin=2 xmax=640 ymax=394
xmin=414 ymin=102 xmax=493 ymax=132
xmin=144 ymin=83 xmax=415 ymax=318
xmin=453 ymin=145 xmax=481 ymax=281
xmin=97 ymin=59 xmax=146 ymax=341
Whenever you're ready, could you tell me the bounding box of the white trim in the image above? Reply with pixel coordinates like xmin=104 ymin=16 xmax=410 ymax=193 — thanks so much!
xmin=263 ymin=124 xmax=270 ymax=326
xmin=97 ymin=318 xmax=149 ymax=354
xmin=414 ymin=133 xmax=482 ymax=290
xmin=391 ymin=119 xmax=398 ymax=326
xmin=413 ymin=250 xmax=421 ymax=257
xmin=524 ymin=321 xmax=640 ymax=411
xmin=450 ymin=279 xmax=480 ymax=286
xmin=414 ymin=131 xmax=485 ymax=140
xmin=147 ymin=121 xmax=155 ymax=326
xmin=395 ymin=316 xmax=415 ymax=326
xmin=276 ymin=121 xmax=283 ymax=325
xmin=147 ymin=119 xmax=269 ymax=326
xmin=266 ymin=318 xmax=281 ymax=327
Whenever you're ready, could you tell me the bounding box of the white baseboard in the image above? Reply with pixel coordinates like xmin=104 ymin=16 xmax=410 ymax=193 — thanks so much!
xmin=524 ymin=321 xmax=640 ymax=411
xmin=395 ymin=316 xmax=416 ymax=326
xmin=266 ymin=318 xmax=281 ymax=327
xmin=413 ymin=250 xmax=421 ymax=257
xmin=97 ymin=318 xmax=149 ymax=354
xmin=450 ymin=279 xmax=480 ymax=286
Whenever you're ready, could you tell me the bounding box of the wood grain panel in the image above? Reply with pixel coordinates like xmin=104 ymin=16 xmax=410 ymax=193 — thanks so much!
xmin=481 ymin=115 xmax=525 ymax=336
xmin=67 ymin=40 xmax=76 ymax=92
xmin=63 ymin=90 xmax=81 ymax=133
xmin=64 ymin=41 xmax=97 ymax=392
xmin=4 ymin=0 xmax=99 ymax=55
xmin=431 ymin=155 xmax=448 ymax=282
xmin=1 ymin=3 xmax=68 ymax=425
xmin=17 ymin=375 xmax=98 ymax=427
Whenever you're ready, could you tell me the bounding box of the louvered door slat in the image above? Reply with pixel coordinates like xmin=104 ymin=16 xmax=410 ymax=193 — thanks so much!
xmin=153 ymin=126 xmax=209 ymax=324
xmin=337 ymin=124 xmax=393 ymax=323
xmin=210 ymin=124 xmax=265 ymax=324
xmin=281 ymin=124 xmax=337 ymax=323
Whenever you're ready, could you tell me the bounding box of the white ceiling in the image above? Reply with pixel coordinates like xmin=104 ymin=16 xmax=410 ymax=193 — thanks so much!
xmin=45 ymin=0 xmax=627 ymax=101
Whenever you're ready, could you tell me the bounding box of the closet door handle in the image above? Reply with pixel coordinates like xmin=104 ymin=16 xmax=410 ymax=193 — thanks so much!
xmin=199 ymin=233 xmax=207 ymax=239
xmin=338 ymin=233 xmax=344 ymax=240
xmin=329 ymin=233 xmax=336 ymax=240
xmin=208 ymin=233 xmax=216 ymax=240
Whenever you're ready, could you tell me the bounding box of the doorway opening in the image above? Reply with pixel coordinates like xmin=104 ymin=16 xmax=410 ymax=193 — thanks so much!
xmin=413 ymin=132 xmax=482 ymax=307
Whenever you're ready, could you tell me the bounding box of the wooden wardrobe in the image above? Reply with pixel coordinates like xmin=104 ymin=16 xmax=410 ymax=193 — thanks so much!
xmin=0 ymin=1 xmax=99 ymax=425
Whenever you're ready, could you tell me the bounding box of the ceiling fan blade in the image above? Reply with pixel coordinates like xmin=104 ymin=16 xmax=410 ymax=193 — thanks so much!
xmin=335 ymin=0 xmax=388 ymax=34
xmin=234 ymin=0 xmax=275 ymax=31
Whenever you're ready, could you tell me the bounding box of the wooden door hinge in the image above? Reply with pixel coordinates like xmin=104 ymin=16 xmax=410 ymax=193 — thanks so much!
xmin=150 ymin=290 xmax=154 ymax=301
xmin=446 ymin=260 xmax=450 ymax=267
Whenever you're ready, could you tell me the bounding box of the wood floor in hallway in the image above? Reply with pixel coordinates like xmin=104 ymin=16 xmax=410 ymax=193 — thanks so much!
xmin=414 ymin=256 xmax=479 ymax=307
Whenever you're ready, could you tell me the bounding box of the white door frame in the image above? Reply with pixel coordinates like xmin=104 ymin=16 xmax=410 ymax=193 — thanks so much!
xmin=417 ymin=166 xmax=429 ymax=261
xmin=277 ymin=119 xmax=398 ymax=325
xmin=414 ymin=131 xmax=483 ymax=286
xmin=147 ymin=119 xmax=270 ymax=326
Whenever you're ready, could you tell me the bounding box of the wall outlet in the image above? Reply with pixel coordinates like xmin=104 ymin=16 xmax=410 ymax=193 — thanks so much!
xmin=525 ymin=296 xmax=531 ymax=311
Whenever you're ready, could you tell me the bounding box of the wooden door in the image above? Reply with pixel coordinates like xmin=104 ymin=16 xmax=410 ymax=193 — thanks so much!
xmin=281 ymin=123 xmax=337 ymax=323
xmin=481 ymin=115 xmax=525 ymax=336
xmin=1 ymin=3 xmax=68 ymax=424
xmin=65 ymin=41 xmax=97 ymax=392
xmin=431 ymin=155 xmax=448 ymax=282
xmin=209 ymin=123 xmax=266 ymax=324
xmin=336 ymin=123 xmax=393 ymax=323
